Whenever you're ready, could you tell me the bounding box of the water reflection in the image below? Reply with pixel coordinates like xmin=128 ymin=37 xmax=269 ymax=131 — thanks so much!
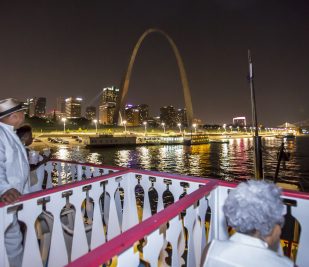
xmin=38 ymin=137 xmax=309 ymax=185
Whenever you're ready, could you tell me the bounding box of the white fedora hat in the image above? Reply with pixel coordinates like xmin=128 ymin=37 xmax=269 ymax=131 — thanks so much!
xmin=0 ymin=98 xmax=27 ymax=119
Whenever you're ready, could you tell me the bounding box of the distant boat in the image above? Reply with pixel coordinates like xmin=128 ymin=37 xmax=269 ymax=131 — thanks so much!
xmin=183 ymin=134 xmax=209 ymax=145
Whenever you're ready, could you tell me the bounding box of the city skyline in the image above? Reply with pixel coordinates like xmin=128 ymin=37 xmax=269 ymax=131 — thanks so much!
xmin=0 ymin=1 xmax=308 ymax=126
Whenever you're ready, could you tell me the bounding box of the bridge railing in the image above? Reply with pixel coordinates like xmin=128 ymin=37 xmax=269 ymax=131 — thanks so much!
xmin=0 ymin=161 xmax=308 ymax=267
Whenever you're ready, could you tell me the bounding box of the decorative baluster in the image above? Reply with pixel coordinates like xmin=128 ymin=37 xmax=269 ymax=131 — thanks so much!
xmin=47 ymin=192 xmax=69 ymax=266
xmin=121 ymin=173 xmax=139 ymax=231
xmin=154 ymin=177 xmax=165 ymax=213
xmin=143 ymin=229 xmax=164 ymax=266
xmin=56 ymin=162 xmax=63 ymax=186
xmin=140 ymin=175 xmax=153 ymax=220
xmin=76 ymin=164 xmax=83 ymax=181
xmin=18 ymin=200 xmax=43 ymax=267
xmin=117 ymin=247 xmax=139 ymax=267
xmin=197 ymin=195 xmax=208 ymax=263
xmin=105 ymin=178 xmax=121 ymax=240
xmin=90 ymin=182 xmax=106 ymax=250
xmin=184 ymin=205 xmax=197 ymax=267
xmin=166 ymin=216 xmax=185 ymax=267
xmin=70 ymin=187 xmax=89 ymax=261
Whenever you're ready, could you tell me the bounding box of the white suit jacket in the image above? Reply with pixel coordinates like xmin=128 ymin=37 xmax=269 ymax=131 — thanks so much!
xmin=204 ymin=232 xmax=294 ymax=267
xmin=0 ymin=122 xmax=30 ymax=196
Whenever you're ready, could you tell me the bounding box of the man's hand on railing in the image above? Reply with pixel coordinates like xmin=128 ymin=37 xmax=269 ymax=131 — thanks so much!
xmin=0 ymin=188 xmax=21 ymax=204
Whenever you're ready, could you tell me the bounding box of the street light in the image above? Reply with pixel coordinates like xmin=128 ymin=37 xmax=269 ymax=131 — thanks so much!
xmin=61 ymin=117 xmax=67 ymax=133
xmin=177 ymin=123 xmax=182 ymax=134
xmin=237 ymin=126 xmax=240 ymax=132
xmin=93 ymin=119 xmax=98 ymax=134
xmin=161 ymin=122 xmax=166 ymax=134
xmin=223 ymin=124 xmax=226 ymax=133
xmin=192 ymin=123 xmax=197 ymax=134
xmin=123 ymin=120 xmax=127 ymax=134
xmin=244 ymin=126 xmax=247 ymax=133
xmin=143 ymin=121 xmax=147 ymax=135
xmin=229 ymin=125 xmax=232 ymax=132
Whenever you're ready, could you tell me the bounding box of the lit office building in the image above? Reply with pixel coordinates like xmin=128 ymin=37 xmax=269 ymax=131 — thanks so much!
xmin=233 ymin=116 xmax=246 ymax=127
xmin=25 ymin=98 xmax=36 ymax=117
xmin=99 ymin=103 xmax=116 ymax=125
xmin=35 ymin=97 xmax=46 ymax=117
xmin=85 ymin=106 xmax=97 ymax=120
xmin=56 ymin=97 xmax=66 ymax=113
xmin=137 ymin=104 xmax=149 ymax=124
xmin=98 ymin=86 xmax=120 ymax=124
xmin=101 ymin=86 xmax=120 ymax=104
xmin=160 ymin=105 xmax=177 ymax=127
xmin=65 ymin=97 xmax=83 ymax=118
xmin=176 ymin=108 xmax=187 ymax=126
xmin=124 ymin=104 xmax=140 ymax=126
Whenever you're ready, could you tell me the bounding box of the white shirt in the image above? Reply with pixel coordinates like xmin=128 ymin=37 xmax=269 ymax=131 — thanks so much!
xmin=0 ymin=122 xmax=30 ymax=196
xmin=204 ymin=232 xmax=294 ymax=267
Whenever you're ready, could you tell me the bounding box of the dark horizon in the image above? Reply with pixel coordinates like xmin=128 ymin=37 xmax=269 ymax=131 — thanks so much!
xmin=0 ymin=0 xmax=308 ymax=127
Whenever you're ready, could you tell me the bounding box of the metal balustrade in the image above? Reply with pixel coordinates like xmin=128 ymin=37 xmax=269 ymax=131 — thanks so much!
xmin=0 ymin=161 xmax=308 ymax=267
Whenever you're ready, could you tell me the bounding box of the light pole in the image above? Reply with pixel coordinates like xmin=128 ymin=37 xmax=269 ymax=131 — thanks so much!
xmin=237 ymin=126 xmax=240 ymax=132
xmin=177 ymin=123 xmax=182 ymax=134
xmin=161 ymin=122 xmax=166 ymax=134
xmin=229 ymin=125 xmax=232 ymax=132
xmin=61 ymin=117 xmax=66 ymax=133
xmin=93 ymin=119 xmax=98 ymax=134
xmin=244 ymin=126 xmax=247 ymax=133
xmin=123 ymin=120 xmax=127 ymax=134
xmin=143 ymin=121 xmax=147 ymax=136
xmin=192 ymin=123 xmax=197 ymax=134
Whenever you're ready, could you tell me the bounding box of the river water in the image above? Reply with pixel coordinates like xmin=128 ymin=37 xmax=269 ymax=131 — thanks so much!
xmin=49 ymin=136 xmax=309 ymax=190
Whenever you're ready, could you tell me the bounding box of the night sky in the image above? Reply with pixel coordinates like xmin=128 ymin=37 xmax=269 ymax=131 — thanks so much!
xmin=0 ymin=0 xmax=308 ymax=126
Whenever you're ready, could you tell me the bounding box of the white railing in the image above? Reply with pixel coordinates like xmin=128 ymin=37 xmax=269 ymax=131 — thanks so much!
xmin=29 ymin=159 xmax=126 ymax=192
xmin=0 ymin=161 xmax=308 ymax=267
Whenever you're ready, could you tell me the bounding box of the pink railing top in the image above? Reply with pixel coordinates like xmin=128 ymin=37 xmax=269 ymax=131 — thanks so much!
xmin=66 ymin=179 xmax=219 ymax=267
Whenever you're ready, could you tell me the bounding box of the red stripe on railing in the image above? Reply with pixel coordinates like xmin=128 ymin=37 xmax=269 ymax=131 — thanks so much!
xmin=67 ymin=180 xmax=219 ymax=267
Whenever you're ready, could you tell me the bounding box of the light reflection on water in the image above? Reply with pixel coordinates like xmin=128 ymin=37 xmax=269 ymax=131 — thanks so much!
xmin=48 ymin=137 xmax=309 ymax=186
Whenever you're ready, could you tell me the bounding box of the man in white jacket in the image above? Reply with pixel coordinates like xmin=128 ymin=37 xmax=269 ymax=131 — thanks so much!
xmin=0 ymin=98 xmax=30 ymax=267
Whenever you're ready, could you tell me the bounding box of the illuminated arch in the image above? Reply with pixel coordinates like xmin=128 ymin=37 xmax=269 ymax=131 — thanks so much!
xmin=114 ymin=28 xmax=194 ymax=126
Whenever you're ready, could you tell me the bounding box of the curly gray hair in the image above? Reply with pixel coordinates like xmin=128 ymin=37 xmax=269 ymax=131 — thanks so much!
xmin=223 ymin=180 xmax=285 ymax=237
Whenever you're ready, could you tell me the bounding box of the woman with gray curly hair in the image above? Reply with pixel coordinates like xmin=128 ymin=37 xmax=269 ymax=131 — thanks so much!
xmin=203 ymin=180 xmax=295 ymax=267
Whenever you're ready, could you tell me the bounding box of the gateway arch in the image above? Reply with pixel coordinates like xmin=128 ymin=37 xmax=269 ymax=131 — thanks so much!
xmin=114 ymin=28 xmax=194 ymax=126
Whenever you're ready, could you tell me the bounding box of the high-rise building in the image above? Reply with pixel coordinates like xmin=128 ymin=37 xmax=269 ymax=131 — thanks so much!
xmin=124 ymin=104 xmax=140 ymax=126
xmin=160 ymin=106 xmax=176 ymax=127
xmin=99 ymin=103 xmax=116 ymax=125
xmin=25 ymin=98 xmax=36 ymax=117
xmin=35 ymin=97 xmax=46 ymax=117
xmin=101 ymin=86 xmax=119 ymax=104
xmin=65 ymin=97 xmax=83 ymax=118
xmin=56 ymin=97 xmax=66 ymax=113
xmin=99 ymin=86 xmax=120 ymax=125
xmin=85 ymin=106 xmax=96 ymax=120
xmin=176 ymin=108 xmax=187 ymax=126
xmin=137 ymin=104 xmax=149 ymax=124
